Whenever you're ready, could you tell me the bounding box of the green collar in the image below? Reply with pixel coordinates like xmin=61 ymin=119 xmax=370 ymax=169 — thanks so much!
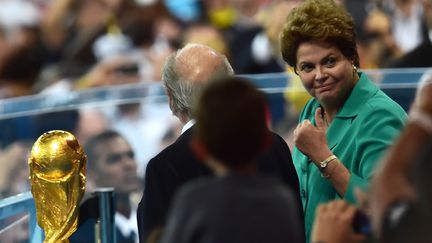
xmin=336 ymin=73 xmax=378 ymax=117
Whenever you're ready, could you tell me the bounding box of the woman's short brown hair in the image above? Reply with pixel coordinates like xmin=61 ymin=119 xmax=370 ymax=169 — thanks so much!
xmin=280 ymin=0 xmax=359 ymax=70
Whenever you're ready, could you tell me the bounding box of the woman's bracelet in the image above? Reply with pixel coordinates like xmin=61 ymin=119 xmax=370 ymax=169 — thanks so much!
xmin=321 ymin=158 xmax=339 ymax=179
xmin=409 ymin=108 xmax=432 ymax=135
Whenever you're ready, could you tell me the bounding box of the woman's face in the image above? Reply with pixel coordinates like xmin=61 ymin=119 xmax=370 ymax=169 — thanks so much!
xmin=296 ymin=40 xmax=357 ymax=108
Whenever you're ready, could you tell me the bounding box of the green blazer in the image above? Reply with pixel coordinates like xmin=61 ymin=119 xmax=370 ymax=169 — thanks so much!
xmin=292 ymin=73 xmax=407 ymax=242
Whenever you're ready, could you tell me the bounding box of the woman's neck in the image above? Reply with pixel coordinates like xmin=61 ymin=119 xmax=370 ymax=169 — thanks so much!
xmin=322 ymin=108 xmax=338 ymax=124
xmin=322 ymin=72 xmax=360 ymax=123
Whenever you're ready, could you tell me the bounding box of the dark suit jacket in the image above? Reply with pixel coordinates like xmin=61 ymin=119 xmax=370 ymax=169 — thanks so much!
xmin=71 ymin=218 xmax=136 ymax=243
xmin=137 ymin=126 xmax=303 ymax=243
xmin=388 ymin=40 xmax=432 ymax=68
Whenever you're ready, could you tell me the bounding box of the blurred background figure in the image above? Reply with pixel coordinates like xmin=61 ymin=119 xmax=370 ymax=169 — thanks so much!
xmin=160 ymin=77 xmax=303 ymax=243
xmin=387 ymin=0 xmax=432 ymax=68
xmin=71 ymin=130 xmax=140 ymax=243
xmin=0 ymin=22 xmax=45 ymax=98
xmin=0 ymin=141 xmax=32 ymax=198
xmin=388 ymin=0 xmax=424 ymax=54
xmin=370 ymin=79 xmax=432 ymax=243
xmin=0 ymin=141 xmax=33 ymax=243
xmin=0 ymin=0 xmax=431 ymax=99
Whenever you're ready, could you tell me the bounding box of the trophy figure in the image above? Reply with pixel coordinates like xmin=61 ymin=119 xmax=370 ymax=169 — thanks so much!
xmin=29 ymin=130 xmax=86 ymax=243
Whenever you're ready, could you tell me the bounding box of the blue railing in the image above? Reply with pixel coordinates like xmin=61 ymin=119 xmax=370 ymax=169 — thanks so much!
xmin=0 ymin=189 xmax=116 ymax=242
xmin=0 ymin=68 xmax=428 ymax=120
xmin=0 ymin=192 xmax=43 ymax=243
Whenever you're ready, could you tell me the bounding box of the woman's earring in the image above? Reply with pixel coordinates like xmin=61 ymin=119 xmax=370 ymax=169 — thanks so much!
xmin=353 ymin=65 xmax=358 ymax=73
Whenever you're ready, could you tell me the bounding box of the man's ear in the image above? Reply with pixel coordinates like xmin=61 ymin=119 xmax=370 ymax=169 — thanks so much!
xmin=190 ymin=137 xmax=209 ymax=162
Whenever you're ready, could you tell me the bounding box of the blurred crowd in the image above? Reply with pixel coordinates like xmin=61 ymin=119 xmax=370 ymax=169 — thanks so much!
xmin=0 ymin=0 xmax=432 ymax=241
xmin=0 ymin=0 xmax=430 ymax=198
xmin=0 ymin=0 xmax=431 ymax=99
xmin=0 ymin=0 xmax=430 ymax=202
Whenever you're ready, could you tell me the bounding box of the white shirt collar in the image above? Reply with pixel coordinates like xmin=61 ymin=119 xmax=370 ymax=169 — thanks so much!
xmin=115 ymin=209 xmax=138 ymax=243
xmin=181 ymin=119 xmax=196 ymax=134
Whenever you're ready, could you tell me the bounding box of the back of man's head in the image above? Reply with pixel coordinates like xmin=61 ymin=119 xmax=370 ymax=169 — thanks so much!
xmin=162 ymin=43 xmax=234 ymax=120
xmin=194 ymin=76 xmax=271 ymax=167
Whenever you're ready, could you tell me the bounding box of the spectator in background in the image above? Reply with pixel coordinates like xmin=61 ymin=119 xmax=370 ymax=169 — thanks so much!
xmin=254 ymin=0 xmax=309 ymax=148
xmin=160 ymin=77 xmax=303 ymax=243
xmin=388 ymin=0 xmax=432 ymax=68
xmin=202 ymin=0 xmax=285 ymax=74
xmin=359 ymin=7 xmax=402 ymax=68
xmin=41 ymin=0 xmax=113 ymax=76
xmin=182 ymin=22 xmax=230 ymax=58
xmin=0 ymin=141 xmax=32 ymax=243
xmin=41 ymin=0 xmax=175 ymax=84
xmin=71 ymin=130 xmax=140 ymax=243
xmin=0 ymin=141 xmax=32 ymax=198
xmin=137 ymin=43 xmax=303 ymax=243
xmin=255 ymin=0 xmax=302 ymax=66
xmin=71 ymin=47 xmax=176 ymax=176
xmin=389 ymin=0 xmax=424 ymax=54
xmin=280 ymin=0 xmax=407 ymax=241
xmin=0 ymin=26 xmax=45 ymax=98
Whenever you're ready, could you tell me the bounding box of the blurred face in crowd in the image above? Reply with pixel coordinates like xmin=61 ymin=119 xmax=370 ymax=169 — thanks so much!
xmin=423 ymin=0 xmax=432 ymax=29
xmin=183 ymin=24 xmax=229 ymax=57
xmin=93 ymin=136 xmax=139 ymax=195
xmin=296 ymin=40 xmax=357 ymax=108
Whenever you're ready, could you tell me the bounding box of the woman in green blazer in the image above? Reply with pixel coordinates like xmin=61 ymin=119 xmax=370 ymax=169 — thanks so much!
xmin=279 ymin=0 xmax=407 ymax=242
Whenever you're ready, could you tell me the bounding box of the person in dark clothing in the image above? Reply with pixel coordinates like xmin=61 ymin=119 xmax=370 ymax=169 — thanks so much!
xmin=71 ymin=130 xmax=140 ymax=243
xmin=137 ymin=43 xmax=303 ymax=243
xmin=387 ymin=0 xmax=432 ymax=68
xmin=160 ymin=77 xmax=303 ymax=243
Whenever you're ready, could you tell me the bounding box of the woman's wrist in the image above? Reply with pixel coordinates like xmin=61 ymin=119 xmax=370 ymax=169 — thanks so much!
xmin=321 ymin=158 xmax=340 ymax=179
xmin=310 ymin=148 xmax=333 ymax=165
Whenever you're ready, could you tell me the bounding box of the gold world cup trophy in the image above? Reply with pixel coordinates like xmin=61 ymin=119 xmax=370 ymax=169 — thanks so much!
xmin=29 ymin=130 xmax=86 ymax=243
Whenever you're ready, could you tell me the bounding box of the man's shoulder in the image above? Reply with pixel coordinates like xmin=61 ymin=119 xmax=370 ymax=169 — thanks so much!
xmin=269 ymin=131 xmax=287 ymax=145
xmin=149 ymin=130 xmax=194 ymax=165
xmin=145 ymin=129 xmax=210 ymax=178
xmin=265 ymin=131 xmax=291 ymax=155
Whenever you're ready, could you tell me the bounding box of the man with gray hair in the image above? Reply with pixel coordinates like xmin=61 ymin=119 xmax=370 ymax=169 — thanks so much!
xmin=137 ymin=43 xmax=303 ymax=242
xmin=161 ymin=43 xmax=234 ymax=124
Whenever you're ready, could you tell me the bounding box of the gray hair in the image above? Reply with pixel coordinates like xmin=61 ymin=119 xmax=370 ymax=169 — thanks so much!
xmin=162 ymin=49 xmax=234 ymax=119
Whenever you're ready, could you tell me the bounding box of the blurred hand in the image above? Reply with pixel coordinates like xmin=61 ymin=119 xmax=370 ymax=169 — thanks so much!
xmin=293 ymin=107 xmax=332 ymax=163
xmin=413 ymin=80 xmax=432 ymax=115
xmin=78 ymin=56 xmax=140 ymax=88
xmin=355 ymin=188 xmax=370 ymax=216
xmin=312 ymin=200 xmax=366 ymax=243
